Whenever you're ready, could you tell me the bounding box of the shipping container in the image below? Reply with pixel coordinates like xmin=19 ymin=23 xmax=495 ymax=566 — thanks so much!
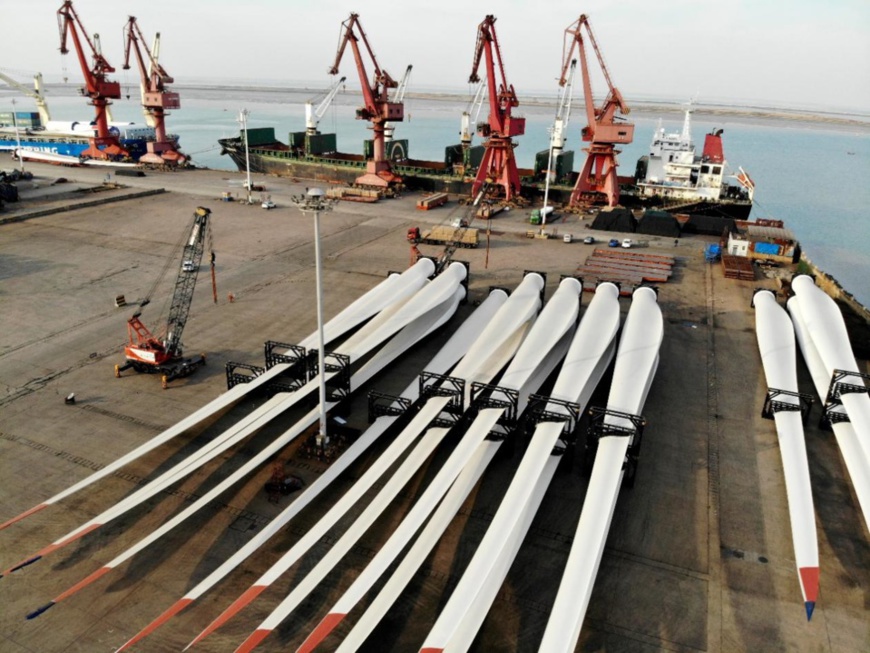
xmin=243 ymin=127 xmax=277 ymax=147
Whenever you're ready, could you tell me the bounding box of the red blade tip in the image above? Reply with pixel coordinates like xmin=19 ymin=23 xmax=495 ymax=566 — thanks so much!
xmin=186 ymin=585 xmax=266 ymax=649
xmin=296 ymin=613 xmax=346 ymax=653
xmin=234 ymin=628 xmax=271 ymax=653
xmin=117 ymin=598 xmax=194 ymax=652
xmin=799 ymin=566 xmax=820 ymax=602
xmin=0 ymin=503 xmax=49 ymax=531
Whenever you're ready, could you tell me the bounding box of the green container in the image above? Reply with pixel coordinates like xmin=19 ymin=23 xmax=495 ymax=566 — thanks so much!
xmin=534 ymin=149 xmax=575 ymax=181
xmin=363 ymin=138 xmax=409 ymax=161
xmin=289 ymin=131 xmax=306 ymax=149
xmin=243 ymin=127 xmax=276 ymax=147
xmin=307 ymin=132 xmax=338 ymax=155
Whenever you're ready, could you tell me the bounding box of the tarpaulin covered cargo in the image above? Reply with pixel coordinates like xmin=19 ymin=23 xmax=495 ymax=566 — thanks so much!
xmin=682 ymin=214 xmax=736 ymax=236
xmin=591 ymin=207 xmax=637 ymax=233
xmin=636 ymin=209 xmax=681 ymax=238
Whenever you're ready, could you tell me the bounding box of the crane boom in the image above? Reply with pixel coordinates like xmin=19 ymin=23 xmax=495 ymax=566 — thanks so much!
xmin=56 ymin=0 xmax=127 ymax=160
xmin=329 ymin=12 xmax=403 ymax=188
xmin=460 ymin=77 xmax=486 ymax=147
xmin=467 ymin=15 xmax=525 ymax=201
xmin=551 ymin=59 xmax=577 ymax=152
xmin=123 ymin=16 xmax=185 ymax=165
xmin=385 ymin=64 xmax=412 ymax=142
xmin=305 ymin=76 xmax=346 ymax=135
xmin=0 ymin=72 xmax=51 ymax=125
xmin=561 ymin=14 xmax=634 ymax=207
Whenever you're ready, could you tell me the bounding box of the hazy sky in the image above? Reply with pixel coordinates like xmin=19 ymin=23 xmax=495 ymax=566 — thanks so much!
xmin=3 ymin=0 xmax=869 ymax=112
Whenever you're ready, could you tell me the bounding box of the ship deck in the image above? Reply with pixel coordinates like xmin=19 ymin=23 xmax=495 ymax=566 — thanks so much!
xmin=0 ymin=163 xmax=867 ymax=652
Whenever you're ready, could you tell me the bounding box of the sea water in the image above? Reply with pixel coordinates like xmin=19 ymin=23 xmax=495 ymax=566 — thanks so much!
xmin=4 ymin=85 xmax=869 ymax=307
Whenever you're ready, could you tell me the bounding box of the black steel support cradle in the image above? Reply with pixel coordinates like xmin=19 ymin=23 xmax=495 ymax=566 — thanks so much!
xmin=584 ymin=406 xmax=647 ymax=488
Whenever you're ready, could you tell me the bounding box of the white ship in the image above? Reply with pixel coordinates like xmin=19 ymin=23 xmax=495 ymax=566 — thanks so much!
xmin=632 ymin=104 xmax=755 ymax=218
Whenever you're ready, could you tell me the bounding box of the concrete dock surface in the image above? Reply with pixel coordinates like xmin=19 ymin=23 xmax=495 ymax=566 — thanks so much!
xmin=0 ymin=163 xmax=867 ymax=652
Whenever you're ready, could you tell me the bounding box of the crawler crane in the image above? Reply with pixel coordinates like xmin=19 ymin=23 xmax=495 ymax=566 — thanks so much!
xmin=115 ymin=207 xmax=215 ymax=388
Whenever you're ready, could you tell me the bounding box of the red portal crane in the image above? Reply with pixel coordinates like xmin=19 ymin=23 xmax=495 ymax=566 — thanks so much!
xmin=329 ymin=13 xmax=403 ymax=188
xmin=57 ymin=0 xmax=128 ymax=160
xmin=562 ymin=14 xmax=633 ymax=207
xmin=468 ymin=15 xmax=525 ymax=202
xmin=123 ymin=16 xmax=185 ymax=165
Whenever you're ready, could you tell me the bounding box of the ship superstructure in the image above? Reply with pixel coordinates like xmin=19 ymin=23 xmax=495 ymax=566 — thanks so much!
xmin=634 ymin=105 xmax=753 ymax=211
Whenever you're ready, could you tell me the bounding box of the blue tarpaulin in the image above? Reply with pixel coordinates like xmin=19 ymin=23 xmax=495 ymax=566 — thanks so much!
xmin=754 ymin=242 xmax=780 ymax=255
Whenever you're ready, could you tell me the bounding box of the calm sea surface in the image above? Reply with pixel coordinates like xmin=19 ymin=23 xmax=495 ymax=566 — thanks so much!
xmin=5 ymin=85 xmax=870 ymax=307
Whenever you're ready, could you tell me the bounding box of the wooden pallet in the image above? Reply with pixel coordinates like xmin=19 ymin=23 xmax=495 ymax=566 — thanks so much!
xmin=721 ymin=255 xmax=755 ymax=280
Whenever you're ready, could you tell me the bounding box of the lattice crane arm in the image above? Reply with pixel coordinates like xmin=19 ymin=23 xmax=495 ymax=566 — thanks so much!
xmin=163 ymin=207 xmax=212 ymax=357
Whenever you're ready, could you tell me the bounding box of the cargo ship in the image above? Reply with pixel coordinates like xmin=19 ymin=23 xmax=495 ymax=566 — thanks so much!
xmin=620 ymin=106 xmax=755 ymax=219
xmin=218 ymin=125 xmax=495 ymax=196
xmin=218 ymin=105 xmax=753 ymax=218
xmin=0 ymin=111 xmax=176 ymax=164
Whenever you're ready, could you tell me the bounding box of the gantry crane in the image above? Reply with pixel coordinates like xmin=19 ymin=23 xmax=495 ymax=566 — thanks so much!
xmin=56 ymin=0 xmax=128 ymax=160
xmin=0 ymin=71 xmax=51 ymax=125
xmin=468 ymin=15 xmax=525 ymax=202
xmin=329 ymin=12 xmax=404 ymax=188
xmin=305 ymin=76 xmax=345 ymax=136
xmin=123 ymin=16 xmax=185 ymax=165
xmin=562 ymin=14 xmax=634 ymax=207
xmin=115 ymin=207 xmax=214 ymax=388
